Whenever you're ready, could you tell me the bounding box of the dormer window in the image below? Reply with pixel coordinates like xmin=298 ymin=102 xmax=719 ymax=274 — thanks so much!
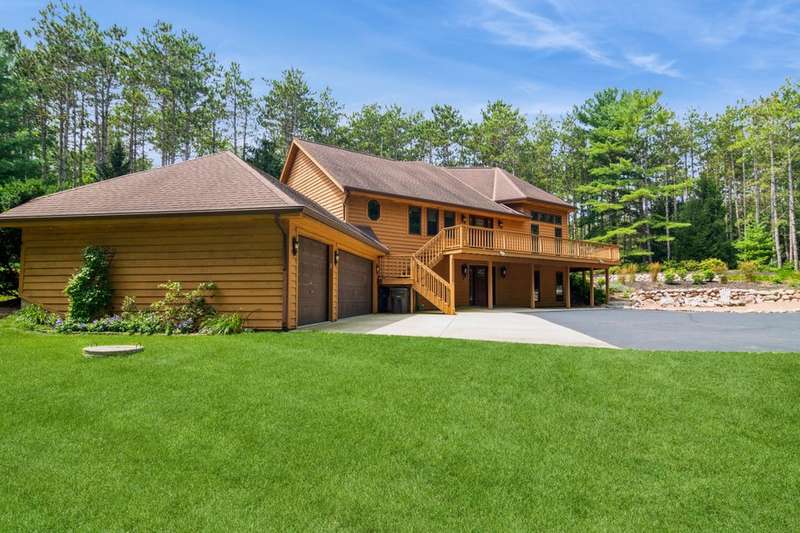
xmin=367 ymin=199 xmax=381 ymax=221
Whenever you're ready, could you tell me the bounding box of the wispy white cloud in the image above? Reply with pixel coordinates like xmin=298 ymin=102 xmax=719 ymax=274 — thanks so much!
xmin=479 ymin=0 xmax=616 ymax=66
xmin=626 ymin=53 xmax=682 ymax=78
xmin=476 ymin=0 xmax=685 ymax=78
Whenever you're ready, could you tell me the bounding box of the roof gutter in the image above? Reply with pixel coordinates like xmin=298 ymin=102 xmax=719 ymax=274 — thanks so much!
xmin=274 ymin=213 xmax=290 ymax=331
xmin=0 ymin=206 xmax=305 ymax=228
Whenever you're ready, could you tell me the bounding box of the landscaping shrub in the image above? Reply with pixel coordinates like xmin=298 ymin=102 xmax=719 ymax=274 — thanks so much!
xmin=682 ymin=259 xmax=701 ymax=272
xmin=619 ymin=264 xmax=637 ymax=284
xmin=664 ymin=270 xmax=678 ymax=284
xmin=570 ymin=273 xmax=607 ymax=305
xmin=648 ymin=262 xmax=661 ymax=282
xmin=676 ymin=268 xmax=688 ymax=281
xmin=150 ymin=281 xmax=217 ymax=333
xmin=64 ymin=246 xmax=114 ymax=323
xmin=200 ymin=313 xmax=246 ymax=335
xmin=702 ymin=269 xmax=715 ymax=282
xmin=739 ymin=260 xmax=759 ymax=282
xmin=12 ymin=304 xmax=58 ymax=330
xmin=699 ymin=258 xmax=728 ymax=275
xmin=691 ymin=272 xmax=704 ymax=285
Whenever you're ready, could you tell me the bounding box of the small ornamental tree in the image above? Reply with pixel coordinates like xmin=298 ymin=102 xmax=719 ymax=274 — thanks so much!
xmin=734 ymin=222 xmax=774 ymax=267
xmin=64 ymin=246 xmax=114 ymax=323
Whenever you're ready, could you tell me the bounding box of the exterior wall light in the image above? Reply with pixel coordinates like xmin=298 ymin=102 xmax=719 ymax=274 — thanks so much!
xmin=292 ymin=236 xmax=300 ymax=256
xmin=334 ymin=250 xmax=340 ymax=264
xmin=461 ymin=214 xmax=467 ymax=224
xmin=498 ymin=220 xmax=504 ymax=229
xmin=500 ymin=266 xmax=508 ymax=278
xmin=461 ymin=264 xmax=468 ymax=278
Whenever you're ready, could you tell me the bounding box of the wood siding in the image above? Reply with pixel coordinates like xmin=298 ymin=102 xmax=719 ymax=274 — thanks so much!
xmin=346 ymin=193 xmax=527 ymax=255
xmin=506 ymin=201 xmax=571 ymax=239
xmin=20 ymin=216 xmax=286 ymax=330
xmin=286 ymin=150 xmax=345 ymax=219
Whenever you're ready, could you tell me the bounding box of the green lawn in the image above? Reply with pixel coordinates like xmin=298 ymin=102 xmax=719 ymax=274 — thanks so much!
xmin=1 ymin=321 xmax=798 ymax=531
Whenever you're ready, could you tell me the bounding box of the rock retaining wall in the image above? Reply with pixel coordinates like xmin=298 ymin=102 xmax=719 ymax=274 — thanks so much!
xmin=631 ymin=287 xmax=800 ymax=309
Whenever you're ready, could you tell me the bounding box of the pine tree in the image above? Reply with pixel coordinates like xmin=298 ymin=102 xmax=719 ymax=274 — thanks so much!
xmin=674 ymin=176 xmax=734 ymax=263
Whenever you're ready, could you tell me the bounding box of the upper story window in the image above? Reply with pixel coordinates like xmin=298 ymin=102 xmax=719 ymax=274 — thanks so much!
xmin=530 ymin=211 xmax=562 ymax=225
xmin=469 ymin=215 xmax=493 ymax=228
xmin=408 ymin=206 xmax=422 ymax=235
xmin=427 ymin=208 xmax=439 ymax=236
xmin=444 ymin=211 xmax=456 ymax=228
xmin=555 ymin=227 xmax=563 ymax=238
xmin=530 ymin=224 xmax=539 ymax=236
xmin=367 ymin=199 xmax=381 ymax=221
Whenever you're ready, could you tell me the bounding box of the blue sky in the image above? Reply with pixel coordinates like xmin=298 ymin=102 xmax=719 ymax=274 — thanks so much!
xmin=4 ymin=0 xmax=800 ymax=120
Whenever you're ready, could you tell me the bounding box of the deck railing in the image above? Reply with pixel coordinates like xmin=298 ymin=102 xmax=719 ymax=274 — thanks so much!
xmin=456 ymin=225 xmax=619 ymax=262
xmin=380 ymin=254 xmax=413 ymax=278
xmin=380 ymin=225 xmax=619 ymax=274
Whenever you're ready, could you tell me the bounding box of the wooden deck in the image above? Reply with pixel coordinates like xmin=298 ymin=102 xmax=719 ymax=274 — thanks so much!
xmin=379 ymin=224 xmax=619 ymax=281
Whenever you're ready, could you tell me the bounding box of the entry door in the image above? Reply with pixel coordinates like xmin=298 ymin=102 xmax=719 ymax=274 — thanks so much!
xmin=298 ymin=237 xmax=329 ymax=326
xmin=469 ymin=265 xmax=488 ymax=307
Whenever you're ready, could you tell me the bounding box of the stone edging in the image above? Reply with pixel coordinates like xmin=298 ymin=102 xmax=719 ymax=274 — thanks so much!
xmin=630 ymin=287 xmax=800 ymax=309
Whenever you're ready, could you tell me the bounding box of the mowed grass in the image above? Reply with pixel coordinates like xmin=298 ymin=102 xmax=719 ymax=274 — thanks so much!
xmin=1 ymin=321 xmax=798 ymax=531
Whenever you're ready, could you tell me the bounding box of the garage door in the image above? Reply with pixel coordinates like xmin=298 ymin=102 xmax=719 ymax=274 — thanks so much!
xmin=338 ymin=251 xmax=372 ymax=318
xmin=298 ymin=237 xmax=329 ymax=326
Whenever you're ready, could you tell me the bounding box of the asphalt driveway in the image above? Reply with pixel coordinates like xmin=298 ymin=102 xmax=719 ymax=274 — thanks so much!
xmin=308 ymin=308 xmax=800 ymax=352
xmin=539 ymin=308 xmax=800 ymax=352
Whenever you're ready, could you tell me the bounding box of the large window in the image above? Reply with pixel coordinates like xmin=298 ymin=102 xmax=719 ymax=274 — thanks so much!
xmin=530 ymin=224 xmax=539 ymax=236
xmin=444 ymin=210 xmax=456 ymax=228
xmin=367 ymin=199 xmax=381 ymax=221
xmin=555 ymin=227 xmax=562 ymax=238
xmin=427 ymin=208 xmax=439 ymax=236
xmin=530 ymin=211 xmax=563 ymax=225
xmin=408 ymin=206 xmax=422 ymax=235
xmin=534 ymin=270 xmax=541 ymax=303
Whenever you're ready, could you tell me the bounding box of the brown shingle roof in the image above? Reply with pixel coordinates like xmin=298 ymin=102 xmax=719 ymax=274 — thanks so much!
xmin=294 ymin=140 xmax=527 ymax=218
xmin=0 ymin=151 xmax=387 ymax=252
xmin=443 ymin=167 xmax=573 ymax=208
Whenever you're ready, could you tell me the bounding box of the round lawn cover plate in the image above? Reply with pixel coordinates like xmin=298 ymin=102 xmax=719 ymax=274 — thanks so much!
xmin=83 ymin=345 xmax=143 ymax=358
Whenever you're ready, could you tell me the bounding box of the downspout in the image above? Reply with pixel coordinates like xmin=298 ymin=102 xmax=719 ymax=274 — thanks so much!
xmin=274 ymin=213 xmax=289 ymax=331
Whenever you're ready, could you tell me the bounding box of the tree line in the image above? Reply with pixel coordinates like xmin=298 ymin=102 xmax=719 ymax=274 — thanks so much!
xmin=1 ymin=2 xmax=799 ymax=277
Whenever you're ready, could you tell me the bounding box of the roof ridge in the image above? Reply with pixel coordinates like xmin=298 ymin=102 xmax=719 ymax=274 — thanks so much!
xmin=295 ymin=138 xmax=423 ymax=165
xmin=224 ymin=151 xmax=301 ymax=207
xmin=496 ymin=167 xmax=525 ymax=199
xmin=437 ymin=167 xmax=522 ymax=216
xmin=21 ymin=151 xmax=233 ymax=206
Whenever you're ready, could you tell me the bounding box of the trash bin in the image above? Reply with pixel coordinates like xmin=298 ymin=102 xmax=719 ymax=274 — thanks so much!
xmin=390 ymin=287 xmax=409 ymax=313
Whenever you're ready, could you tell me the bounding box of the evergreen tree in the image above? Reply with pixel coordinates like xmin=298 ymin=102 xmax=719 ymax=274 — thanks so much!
xmin=674 ymin=176 xmax=734 ymax=263
xmin=733 ymin=222 xmax=774 ymax=266
xmin=96 ymin=138 xmax=129 ymax=179
xmin=0 ymin=31 xmax=38 ymax=184
xmin=246 ymin=137 xmax=284 ymax=177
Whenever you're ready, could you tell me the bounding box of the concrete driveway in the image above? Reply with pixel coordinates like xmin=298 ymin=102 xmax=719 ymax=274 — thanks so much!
xmin=308 ymin=309 xmax=616 ymax=349
xmin=307 ymin=308 xmax=800 ymax=352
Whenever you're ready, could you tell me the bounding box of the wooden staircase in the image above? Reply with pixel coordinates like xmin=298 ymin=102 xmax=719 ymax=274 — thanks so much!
xmin=410 ymin=229 xmax=456 ymax=314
